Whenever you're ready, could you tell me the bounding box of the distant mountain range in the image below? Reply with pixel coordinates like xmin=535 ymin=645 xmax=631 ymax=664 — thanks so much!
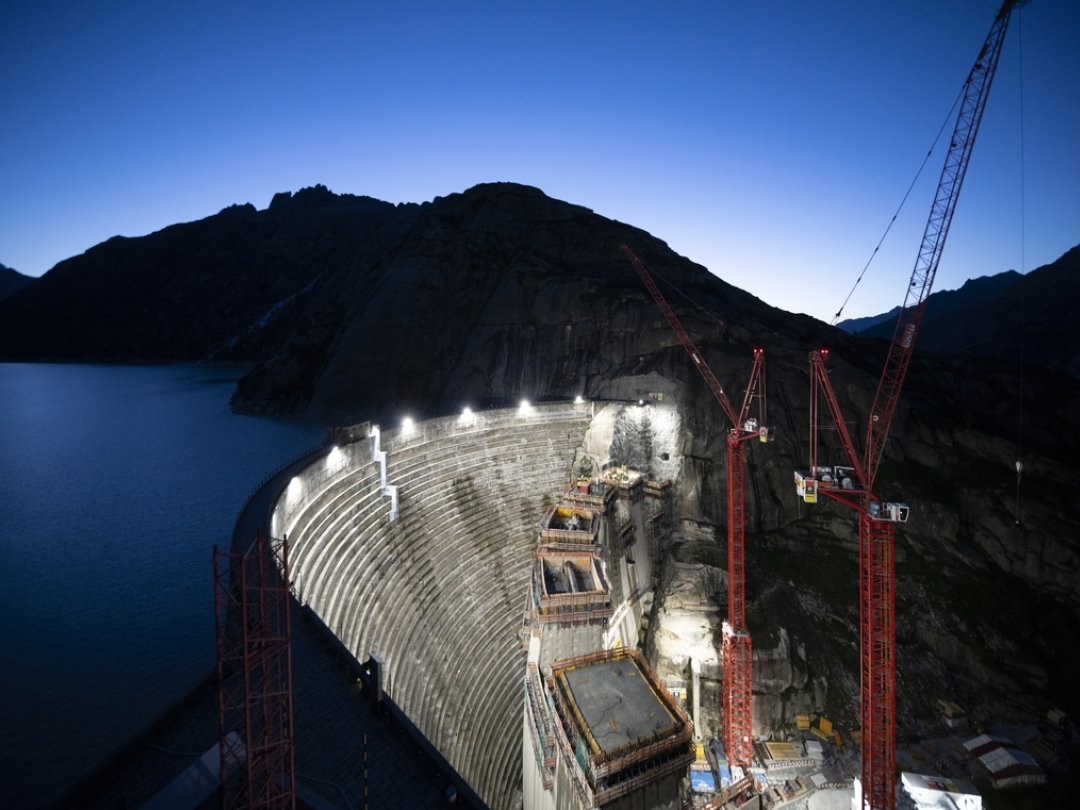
xmin=2 ymin=183 xmax=1078 ymax=758
xmin=834 ymin=306 xmax=902 ymax=335
xmin=0 ymin=262 xmax=32 ymax=302
xmin=5 ymin=187 xmax=1076 ymax=400
xmin=837 ymin=248 xmax=1080 ymax=378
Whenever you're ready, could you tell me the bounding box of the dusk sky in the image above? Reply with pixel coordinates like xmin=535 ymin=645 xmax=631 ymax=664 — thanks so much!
xmin=2 ymin=1 xmax=1077 ymax=321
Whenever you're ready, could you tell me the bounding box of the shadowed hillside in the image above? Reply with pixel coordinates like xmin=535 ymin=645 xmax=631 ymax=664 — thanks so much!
xmin=1 ymin=183 xmax=1078 ymax=801
xmin=0 ymin=262 xmax=32 ymax=302
xmin=840 ymin=246 xmax=1080 ymax=378
xmin=0 ymin=185 xmax=420 ymax=373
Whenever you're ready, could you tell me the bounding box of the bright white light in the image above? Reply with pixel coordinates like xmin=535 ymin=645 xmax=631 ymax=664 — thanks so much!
xmin=327 ymin=445 xmax=344 ymax=468
xmin=574 ymin=395 xmax=585 ymax=405
xmin=518 ymin=399 xmax=533 ymax=416
xmin=459 ymin=406 xmax=476 ymax=426
xmin=402 ymin=416 xmax=415 ymax=435
xmin=288 ymin=476 xmax=303 ymax=498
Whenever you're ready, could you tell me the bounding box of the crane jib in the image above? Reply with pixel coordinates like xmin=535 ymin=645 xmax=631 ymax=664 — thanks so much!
xmin=862 ymin=0 xmax=1018 ymax=490
xmin=795 ymin=3 xmax=1026 ymax=809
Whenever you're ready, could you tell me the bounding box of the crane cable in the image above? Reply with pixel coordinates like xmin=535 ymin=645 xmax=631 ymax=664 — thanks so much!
xmin=826 ymin=85 xmax=966 ymax=330
xmin=1014 ymin=7 xmax=1027 ymax=526
xmin=647 ymin=263 xmax=727 ymax=329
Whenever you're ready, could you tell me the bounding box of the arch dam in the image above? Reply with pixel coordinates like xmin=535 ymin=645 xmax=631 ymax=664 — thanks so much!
xmin=266 ymin=401 xmax=604 ymax=809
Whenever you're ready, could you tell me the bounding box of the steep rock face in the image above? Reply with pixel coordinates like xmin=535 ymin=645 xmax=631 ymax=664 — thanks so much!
xmin=632 ymin=301 xmax=1080 ymax=738
xmin=233 ymin=182 xmax=808 ymax=424
xmin=2 ymin=180 xmax=1078 ymax=746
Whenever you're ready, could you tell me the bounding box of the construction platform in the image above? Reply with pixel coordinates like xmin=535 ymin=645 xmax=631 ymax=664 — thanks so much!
xmin=549 ymin=648 xmax=694 ymax=806
xmin=560 ymin=655 xmax=681 ymax=757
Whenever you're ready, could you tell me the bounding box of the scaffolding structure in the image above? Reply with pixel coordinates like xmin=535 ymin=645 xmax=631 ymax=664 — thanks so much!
xmin=214 ymin=531 xmax=296 ymax=810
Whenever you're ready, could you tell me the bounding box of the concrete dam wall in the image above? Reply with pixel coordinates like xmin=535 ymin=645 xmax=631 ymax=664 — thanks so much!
xmin=272 ymin=402 xmax=596 ymax=809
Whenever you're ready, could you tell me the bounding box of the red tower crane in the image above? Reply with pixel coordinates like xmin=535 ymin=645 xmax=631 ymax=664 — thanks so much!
xmin=621 ymin=244 xmax=770 ymax=768
xmin=793 ymin=3 xmax=1026 ymax=807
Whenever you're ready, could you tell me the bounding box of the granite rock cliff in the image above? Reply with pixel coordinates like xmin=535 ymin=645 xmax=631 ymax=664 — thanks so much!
xmin=2 ymin=182 xmax=1078 ymax=754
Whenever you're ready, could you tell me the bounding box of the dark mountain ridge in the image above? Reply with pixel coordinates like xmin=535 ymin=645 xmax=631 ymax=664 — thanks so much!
xmin=835 ymin=305 xmax=901 ymax=335
xmin=2 ymin=183 xmax=1078 ymax=791
xmin=0 ymin=262 xmax=33 ymax=302
xmin=839 ymin=248 xmax=1080 ymax=378
xmin=0 ymin=184 xmax=420 ymax=365
xmin=838 ymin=271 xmax=1022 ymax=337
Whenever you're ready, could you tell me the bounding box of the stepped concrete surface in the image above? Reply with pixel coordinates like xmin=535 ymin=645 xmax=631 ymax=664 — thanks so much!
xmin=278 ymin=402 xmax=596 ymax=810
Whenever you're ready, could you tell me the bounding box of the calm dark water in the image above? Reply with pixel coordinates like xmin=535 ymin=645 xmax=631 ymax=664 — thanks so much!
xmin=0 ymin=364 xmax=323 ymax=807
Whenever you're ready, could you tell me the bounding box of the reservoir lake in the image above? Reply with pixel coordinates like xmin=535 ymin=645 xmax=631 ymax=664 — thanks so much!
xmin=0 ymin=364 xmax=324 ymax=806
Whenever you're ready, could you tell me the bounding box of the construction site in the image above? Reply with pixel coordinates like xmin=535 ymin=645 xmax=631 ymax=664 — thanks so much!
xmin=186 ymin=2 xmax=1080 ymax=809
xmin=204 ymin=376 xmax=1068 ymax=810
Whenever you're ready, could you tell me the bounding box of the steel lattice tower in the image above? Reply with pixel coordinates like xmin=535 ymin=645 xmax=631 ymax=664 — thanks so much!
xmin=722 ymin=436 xmax=754 ymax=766
xmin=214 ymin=531 xmax=296 ymax=810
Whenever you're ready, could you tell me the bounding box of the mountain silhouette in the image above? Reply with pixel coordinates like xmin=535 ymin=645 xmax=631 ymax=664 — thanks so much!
xmin=839 ymin=247 xmax=1080 ymax=378
xmin=0 ymin=262 xmax=33 ymax=302
xmin=2 ymin=183 xmax=1078 ymax=754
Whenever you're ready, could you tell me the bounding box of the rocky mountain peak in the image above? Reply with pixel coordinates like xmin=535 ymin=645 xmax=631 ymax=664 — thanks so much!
xmin=0 ymin=185 xmax=1078 ymax=743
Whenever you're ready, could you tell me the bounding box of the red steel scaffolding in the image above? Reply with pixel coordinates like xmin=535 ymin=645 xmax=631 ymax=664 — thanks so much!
xmin=214 ymin=531 xmax=296 ymax=810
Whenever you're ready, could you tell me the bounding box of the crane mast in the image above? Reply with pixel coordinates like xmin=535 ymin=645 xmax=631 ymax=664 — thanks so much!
xmin=621 ymin=244 xmax=769 ymax=769
xmin=796 ymin=2 xmax=1026 ymax=808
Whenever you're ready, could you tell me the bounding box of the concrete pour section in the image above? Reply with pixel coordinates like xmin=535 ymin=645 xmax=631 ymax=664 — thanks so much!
xmin=562 ymin=656 xmax=680 ymax=756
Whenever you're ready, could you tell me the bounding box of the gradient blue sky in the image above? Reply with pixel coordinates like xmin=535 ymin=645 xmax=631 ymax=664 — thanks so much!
xmin=2 ymin=1 xmax=1077 ymax=321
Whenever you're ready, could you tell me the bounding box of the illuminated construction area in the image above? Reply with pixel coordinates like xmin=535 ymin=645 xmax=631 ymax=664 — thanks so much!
xmin=548 ymin=649 xmax=694 ymax=810
xmin=523 ymin=442 xmax=693 ymax=809
xmin=264 ymin=393 xmax=1046 ymax=810
xmin=274 ymin=399 xmax=684 ymax=809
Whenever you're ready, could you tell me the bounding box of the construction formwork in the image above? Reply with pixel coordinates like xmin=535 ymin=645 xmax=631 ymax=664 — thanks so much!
xmin=548 ymin=648 xmax=694 ymax=807
xmin=533 ymin=553 xmax=614 ymax=627
xmin=601 ymin=465 xmax=646 ymax=503
xmin=540 ymin=503 xmax=602 ymax=546
xmin=563 ymin=480 xmax=617 ymax=515
xmin=214 ymin=532 xmax=296 ymax=810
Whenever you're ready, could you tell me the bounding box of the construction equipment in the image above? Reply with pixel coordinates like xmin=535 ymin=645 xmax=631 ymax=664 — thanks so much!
xmin=794 ymin=2 xmax=1027 ymax=807
xmin=214 ymin=531 xmax=296 ymax=810
xmin=621 ymin=244 xmax=770 ymax=768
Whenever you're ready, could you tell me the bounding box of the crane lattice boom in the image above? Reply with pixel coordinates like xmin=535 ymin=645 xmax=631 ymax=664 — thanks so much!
xmin=621 ymin=244 xmax=768 ymax=769
xmin=864 ymin=0 xmax=1023 ymax=491
xmin=798 ymin=3 xmax=1027 ymax=809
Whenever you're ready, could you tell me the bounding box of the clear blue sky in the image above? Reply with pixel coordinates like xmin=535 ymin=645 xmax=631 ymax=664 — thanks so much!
xmin=2 ymin=1 xmax=1077 ymax=321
